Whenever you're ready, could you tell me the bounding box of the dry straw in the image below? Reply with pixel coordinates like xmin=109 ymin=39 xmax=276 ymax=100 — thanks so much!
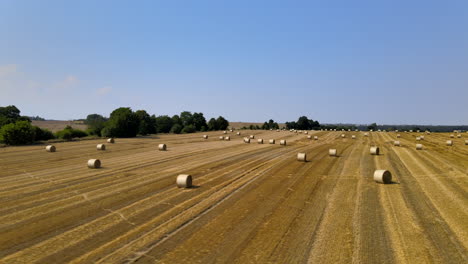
xmin=97 ymin=144 xmax=106 ymax=150
xmin=46 ymin=145 xmax=56 ymax=152
xmin=280 ymin=140 xmax=287 ymax=145
xmin=158 ymin=144 xmax=167 ymax=151
xmin=224 ymin=136 xmax=230 ymax=141
xmin=394 ymin=141 xmax=400 ymax=146
xmin=314 ymin=136 xmax=318 ymax=140
xmin=176 ymin=174 xmax=192 ymax=188
xmin=87 ymin=159 xmax=101 ymax=168
xmin=446 ymin=140 xmax=453 ymax=146
xmin=107 ymin=138 xmax=115 ymax=143
xmin=329 ymin=149 xmax=337 ymax=156
xmin=374 ymin=170 xmax=392 ymax=184
xmin=416 ymin=144 xmax=423 ymax=150
xmin=370 ymin=146 xmax=380 ymax=155
xmin=269 ymin=139 xmax=275 ymax=144
xmin=297 ymin=153 xmax=307 ymax=162
xmin=244 ymin=138 xmax=250 ymax=143
xmin=257 ymin=139 xmax=263 ymax=144
xmin=203 ymin=135 xmax=208 ymax=139
xmin=250 ymin=135 xmax=255 ymax=139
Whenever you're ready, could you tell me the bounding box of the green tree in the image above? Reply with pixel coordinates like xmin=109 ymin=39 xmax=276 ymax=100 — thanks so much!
xmin=0 ymin=121 xmax=36 ymax=145
xmin=135 ymin=110 xmax=153 ymax=135
xmin=180 ymin=111 xmax=194 ymax=127
xmin=170 ymin=124 xmax=182 ymax=134
xmin=192 ymin=112 xmax=207 ymax=131
xmin=103 ymin=107 xmax=139 ymax=137
xmin=216 ymin=116 xmax=229 ymax=130
xmin=182 ymin=124 xmax=196 ymax=133
xmin=207 ymin=118 xmax=218 ymax=131
xmin=0 ymin=105 xmax=30 ymax=128
xmin=367 ymin=123 xmax=377 ymax=131
xmin=85 ymin=114 xmax=107 ymax=136
xmin=33 ymin=126 xmax=55 ymax=141
xmin=155 ymin=115 xmax=173 ymax=133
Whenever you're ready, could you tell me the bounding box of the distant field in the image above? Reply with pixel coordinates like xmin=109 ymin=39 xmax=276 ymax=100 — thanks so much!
xmin=0 ymin=130 xmax=466 ymax=263
xmin=32 ymin=120 xmax=88 ymax=132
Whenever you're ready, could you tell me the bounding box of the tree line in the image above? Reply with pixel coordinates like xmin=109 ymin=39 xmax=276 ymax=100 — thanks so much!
xmin=0 ymin=105 xmax=229 ymax=145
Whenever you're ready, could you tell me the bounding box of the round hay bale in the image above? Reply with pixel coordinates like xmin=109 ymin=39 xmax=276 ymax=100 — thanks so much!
xmin=446 ymin=140 xmax=453 ymax=146
xmin=224 ymin=136 xmax=230 ymax=141
xmin=314 ymin=136 xmax=318 ymax=140
xmin=329 ymin=149 xmax=337 ymax=156
xmin=250 ymin=135 xmax=255 ymax=139
xmin=457 ymin=134 xmax=461 ymax=138
xmin=351 ymin=135 xmax=356 ymax=139
xmin=280 ymin=140 xmax=287 ymax=145
xmin=416 ymin=144 xmax=423 ymax=150
xmin=276 ymin=129 xmax=280 ymax=132
xmin=237 ymin=132 xmax=241 ymax=135
xmin=307 ymin=135 xmax=312 ymax=139
xmin=450 ymin=134 xmax=454 ymax=138
xmin=97 ymin=144 xmax=106 ymax=150
xmin=230 ymin=129 xmax=233 ymax=132
xmin=420 ymin=136 xmax=425 ymax=140
xmin=416 ymin=137 xmax=421 ymax=141
xmin=107 ymin=138 xmax=115 ymax=143
xmin=374 ymin=170 xmax=392 ymax=184
xmin=370 ymin=146 xmax=380 ymax=155
xmin=244 ymin=138 xmax=250 ymax=143
xmin=465 ymin=140 xmax=468 ymax=145
xmin=158 ymin=144 xmax=167 ymax=151
xmin=297 ymin=153 xmax=307 ymax=162
xmin=364 ymin=133 xmax=369 ymax=137
xmin=203 ymin=135 xmax=208 ymax=139
xmin=341 ymin=134 xmax=345 ymax=138
xmin=304 ymin=131 xmax=308 ymax=134
xmin=219 ymin=136 xmax=224 ymax=140
xmin=223 ymin=131 xmax=227 ymax=134
xmin=45 ymin=145 xmax=56 ymax=152
xmin=269 ymin=139 xmax=275 ymax=144
xmin=257 ymin=139 xmax=263 ymax=144
xmin=87 ymin=159 xmax=101 ymax=168
xmin=176 ymin=174 xmax=192 ymax=188
xmin=396 ymin=134 xmax=401 ymax=138
xmin=394 ymin=141 xmax=401 ymax=146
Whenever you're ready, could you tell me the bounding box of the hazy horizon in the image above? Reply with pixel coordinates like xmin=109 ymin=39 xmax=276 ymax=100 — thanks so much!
xmin=1 ymin=1 xmax=467 ymax=125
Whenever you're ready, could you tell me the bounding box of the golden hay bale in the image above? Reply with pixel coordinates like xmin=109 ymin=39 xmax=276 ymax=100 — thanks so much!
xmin=351 ymin=135 xmax=356 ymax=139
xmin=374 ymin=170 xmax=392 ymax=184
xmin=297 ymin=153 xmax=307 ymax=162
xmin=250 ymin=135 xmax=255 ymax=139
xmin=158 ymin=144 xmax=167 ymax=151
xmin=219 ymin=136 xmax=224 ymax=140
xmin=416 ymin=137 xmax=421 ymax=141
xmin=269 ymin=139 xmax=275 ymax=144
xmin=244 ymin=138 xmax=250 ymax=143
xmin=394 ymin=141 xmax=401 ymax=146
xmin=223 ymin=131 xmax=227 ymax=134
xmin=280 ymin=140 xmax=287 ymax=145
xmin=203 ymin=135 xmax=208 ymax=139
xmin=237 ymin=132 xmax=241 ymax=135
xmin=450 ymin=134 xmax=454 ymax=138
xmin=329 ymin=149 xmax=337 ymax=156
xmin=446 ymin=140 xmax=453 ymax=146
xmin=176 ymin=174 xmax=192 ymax=188
xmin=416 ymin=144 xmax=423 ymax=150
xmin=224 ymin=136 xmax=230 ymax=141
xmin=465 ymin=140 xmax=468 ymax=145
xmin=370 ymin=146 xmax=380 ymax=155
xmin=307 ymin=135 xmax=312 ymax=139
xmin=364 ymin=133 xmax=369 ymax=137
xmin=341 ymin=134 xmax=346 ymax=138
xmin=107 ymin=138 xmax=115 ymax=143
xmin=396 ymin=134 xmax=401 ymax=138
xmin=45 ymin=145 xmax=56 ymax=152
xmin=87 ymin=159 xmax=101 ymax=168
xmin=314 ymin=136 xmax=318 ymax=140
xmin=97 ymin=144 xmax=106 ymax=150
xmin=257 ymin=139 xmax=263 ymax=144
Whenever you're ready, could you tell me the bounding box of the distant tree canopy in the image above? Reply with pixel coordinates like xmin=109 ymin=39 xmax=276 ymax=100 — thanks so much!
xmin=286 ymin=116 xmax=320 ymax=130
xmin=261 ymin=119 xmax=279 ymax=130
xmin=101 ymin=107 xmax=140 ymax=138
xmin=0 ymin=105 xmax=30 ymax=128
xmin=367 ymin=123 xmax=377 ymax=131
xmin=85 ymin=114 xmax=107 ymax=136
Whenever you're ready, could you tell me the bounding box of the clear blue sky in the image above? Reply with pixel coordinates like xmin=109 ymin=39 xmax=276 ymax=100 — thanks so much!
xmin=1 ymin=0 xmax=467 ymax=125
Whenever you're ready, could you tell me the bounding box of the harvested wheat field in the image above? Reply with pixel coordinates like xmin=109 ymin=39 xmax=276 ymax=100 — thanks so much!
xmin=0 ymin=130 xmax=467 ymax=263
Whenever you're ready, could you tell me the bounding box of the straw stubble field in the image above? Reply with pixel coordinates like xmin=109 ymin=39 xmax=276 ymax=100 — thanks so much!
xmin=0 ymin=130 xmax=467 ymax=263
